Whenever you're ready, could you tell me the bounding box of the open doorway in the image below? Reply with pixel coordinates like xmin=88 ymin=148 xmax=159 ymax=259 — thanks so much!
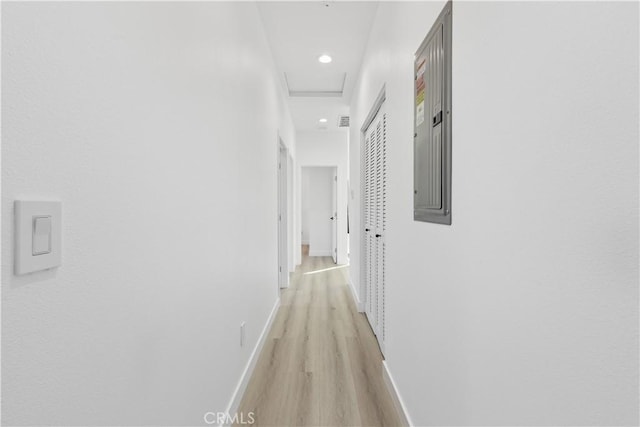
xmin=301 ymin=166 xmax=337 ymax=263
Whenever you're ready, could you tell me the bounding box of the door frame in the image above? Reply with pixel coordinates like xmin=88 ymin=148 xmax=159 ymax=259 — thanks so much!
xmin=278 ymin=138 xmax=289 ymax=289
xmin=332 ymin=168 xmax=338 ymax=264
xmin=300 ymin=165 xmax=339 ymax=260
xmin=360 ymin=86 xmax=387 ymax=352
xmin=287 ymin=152 xmax=294 ymax=273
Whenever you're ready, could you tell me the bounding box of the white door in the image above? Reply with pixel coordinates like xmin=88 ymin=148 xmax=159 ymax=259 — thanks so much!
xmin=363 ymin=101 xmax=387 ymax=353
xmin=331 ymin=169 xmax=338 ymax=264
xmin=364 ymin=130 xmax=376 ymax=333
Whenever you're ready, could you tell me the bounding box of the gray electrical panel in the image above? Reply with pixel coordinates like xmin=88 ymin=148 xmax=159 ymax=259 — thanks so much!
xmin=414 ymin=1 xmax=452 ymax=225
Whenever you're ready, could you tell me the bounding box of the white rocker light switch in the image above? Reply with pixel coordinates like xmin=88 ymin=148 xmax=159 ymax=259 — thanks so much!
xmin=32 ymin=216 xmax=52 ymax=255
xmin=15 ymin=201 xmax=61 ymax=275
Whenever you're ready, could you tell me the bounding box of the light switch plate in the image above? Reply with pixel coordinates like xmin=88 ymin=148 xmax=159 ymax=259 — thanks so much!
xmin=15 ymin=201 xmax=62 ymax=275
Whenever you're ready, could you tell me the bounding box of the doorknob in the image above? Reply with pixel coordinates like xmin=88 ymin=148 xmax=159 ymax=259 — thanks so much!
xmin=365 ymin=228 xmax=370 ymax=232
xmin=375 ymin=234 xmax=382 ymax=238
xmin=330 ymin=216 xmax=335 ymax=220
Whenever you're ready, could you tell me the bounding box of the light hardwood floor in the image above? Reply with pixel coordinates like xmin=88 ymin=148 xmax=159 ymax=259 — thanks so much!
xmin=236 ymin=253 xmax=403 ymax=426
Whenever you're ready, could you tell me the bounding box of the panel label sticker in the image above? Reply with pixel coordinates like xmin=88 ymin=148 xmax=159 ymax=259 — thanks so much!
xmin=416 ymin=59 xmax=426 ymax=77
xmin=416 ymin=101 xmax=425 ymax=126
xmin=416 ymin=58 xmax=426 ymax=126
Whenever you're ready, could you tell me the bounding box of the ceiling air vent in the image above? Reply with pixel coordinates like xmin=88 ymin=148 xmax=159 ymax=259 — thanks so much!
xmin=338 ymin=115 xmax=350 ymax=127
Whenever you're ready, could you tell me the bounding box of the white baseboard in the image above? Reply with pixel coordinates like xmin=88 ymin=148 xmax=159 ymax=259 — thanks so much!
xmin=348 ymin=276 xmax=364 ymax=312
xmin=308 ymin=249 xmax=332 ymax=257
xmin=223 ymin=298 xmax=280 ymax=426
xmin=382 ymin=361 xmax=413 ymax=427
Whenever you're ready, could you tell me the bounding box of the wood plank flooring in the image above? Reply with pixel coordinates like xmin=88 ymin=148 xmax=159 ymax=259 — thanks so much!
xmin=236 ymin=253 xmax=402 ymax=426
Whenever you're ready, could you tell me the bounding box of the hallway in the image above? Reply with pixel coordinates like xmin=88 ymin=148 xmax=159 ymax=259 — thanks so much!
xmin=1 ymin=2 xmax=638 ymax=426
xmin=237 ymin=254 xmax=401 ymax=426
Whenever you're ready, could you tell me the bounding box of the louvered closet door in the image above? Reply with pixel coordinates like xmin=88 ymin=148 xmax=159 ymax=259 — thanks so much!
xmin=377 ymin=112 xmax=387 ymax=352
xmin=363 ymin=102 xmax=387 ymax=353
xmin=364 ymin=126 xmax=376 ymax=332
xmin=364 ymin=132 xmax=373 ymax=325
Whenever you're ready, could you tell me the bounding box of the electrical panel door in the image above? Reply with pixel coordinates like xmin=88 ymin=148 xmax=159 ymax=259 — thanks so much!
xmin=414 ymin=1 xmax=452 ymax=225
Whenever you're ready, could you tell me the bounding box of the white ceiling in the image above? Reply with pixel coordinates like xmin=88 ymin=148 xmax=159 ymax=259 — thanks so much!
xmin=257 ymin=1 xmax=379 ymax=132
xmin=288 ymin=97 xmax=350 ymax=131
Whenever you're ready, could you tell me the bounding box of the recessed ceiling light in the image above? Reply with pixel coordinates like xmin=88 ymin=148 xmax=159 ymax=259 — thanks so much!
xmin=318 ymin=55 xmax=332 ymax=64
xmin=319 ymin=118 xmax=328 ymax=123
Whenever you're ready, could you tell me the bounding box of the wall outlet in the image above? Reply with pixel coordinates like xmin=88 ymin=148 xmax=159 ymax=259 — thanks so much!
xmin=240 ymin=322 xmax=246 ymax=347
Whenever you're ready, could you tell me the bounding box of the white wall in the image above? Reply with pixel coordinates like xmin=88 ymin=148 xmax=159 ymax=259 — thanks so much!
xmin=296 ymin=131 xmax=349 ymax=265
xmin=1 ymin=3 xmax=296 ymax=425
xmin=301 ymin=167 xmax=334 ymax=256
xmin=349 ymin=2 xmax=639 ymax=425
